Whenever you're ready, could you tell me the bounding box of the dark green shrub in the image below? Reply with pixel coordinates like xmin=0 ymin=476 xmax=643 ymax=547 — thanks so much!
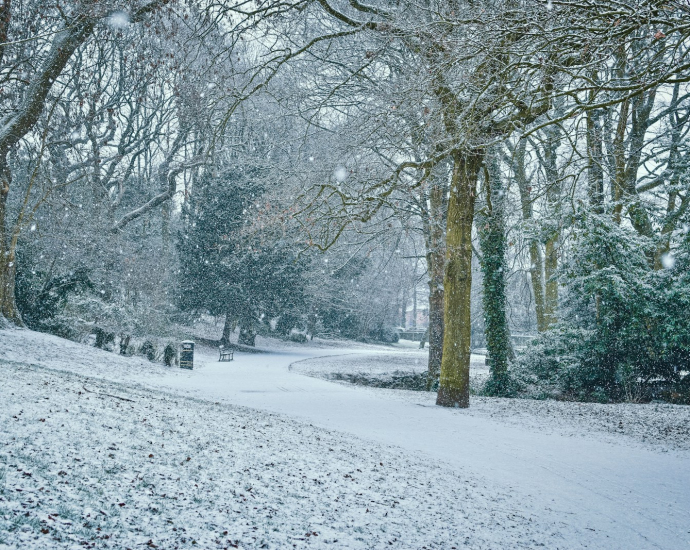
xmin=289 ymin=331 xmax=307 ymax=343
xmin=15 ymin=265 xmax=92 ymax=339
xmin=368 ymin=325 xmax=400 ymax=343
xmin=94 ymin=327 xmax=115 ymax=350
xmin=140 ymin=340 xmax=157 ymax=362
xmin=514 ymin=212 xmax=690 ymax=402
xmin=163 ymin=343 xmax=177 ymax=366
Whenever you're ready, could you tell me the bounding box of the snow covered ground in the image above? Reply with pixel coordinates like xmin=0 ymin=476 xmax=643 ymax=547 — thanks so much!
xmin=1 ymin=363 xmax=552 ymax=550
xmin=292 ymin=352 xmax=690 ymax=451
xmin=1 ymin=328 xmax=690 ymax=549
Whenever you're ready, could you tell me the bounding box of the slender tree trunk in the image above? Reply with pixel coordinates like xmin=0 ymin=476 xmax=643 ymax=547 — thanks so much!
xmin=221 ymin=311 xmax=234 ymax=345
xmin=611 ymin=99 xmax=630 ymax=225
xmin=161 ymin=201 xmax=170 ymax=255
xmin=412 ymin=273 xmax=417 ymax=329
xmin=119 ymin=334 xmax=131 ymax=355
xmin=587 ymin=108 xmax=605 ymax=214
xmin=437 ymin=151 xmax=481 ymax=408
xmin=544 ymin=237 xmax=558 ymax=326
xmin=511 ymin=139 xmax=548 ymax=332
xmin=425 ymin=178 xmax=446 ymax=388
xmin=587 ymin=103 xmax=606 ymax=321
xmin=400 ymin=286 xmax=408 ymax=328
xmin=307 ymin=309 xmax=317 ymax=340
xmin=0 ymin=164 xmax=21 ymax=324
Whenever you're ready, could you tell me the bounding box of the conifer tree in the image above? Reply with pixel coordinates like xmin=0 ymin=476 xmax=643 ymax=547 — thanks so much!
xmin=177 ymin=168 xmax=306 ymax=346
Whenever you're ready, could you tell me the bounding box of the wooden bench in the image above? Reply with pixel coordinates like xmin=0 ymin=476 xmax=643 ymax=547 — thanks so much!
xmin=219 ymin=346 xmax=234 ymax=362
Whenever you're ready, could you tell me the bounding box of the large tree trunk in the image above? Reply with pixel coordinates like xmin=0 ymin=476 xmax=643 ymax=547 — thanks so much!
xmin=436 ymin=151 xmax=481 ymax=408
xmin=542 ymin=123 xmax=562 ymax=328
xmin=528 ymin=242 xmax=547 ymax=331
xmin=0 ymin=161 xmax=21 ymax=324
xmin=544 ymin=237 xmax=558 ymax=326
xmin=424 ymin=179 xmax=446 ymax=389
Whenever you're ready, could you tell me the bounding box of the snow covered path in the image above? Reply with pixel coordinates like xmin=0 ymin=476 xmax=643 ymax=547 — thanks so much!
xmin=2 ymin=329 xmax=689 ymax=549
xmin=159 ymin=346 xmax=690 ymax=550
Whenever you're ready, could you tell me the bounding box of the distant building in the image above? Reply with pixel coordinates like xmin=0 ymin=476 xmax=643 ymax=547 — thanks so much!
xmin=405 ymin=304 xmax=429 ymax=329
xmin=404 ymin=281 xmax=429 ymax=329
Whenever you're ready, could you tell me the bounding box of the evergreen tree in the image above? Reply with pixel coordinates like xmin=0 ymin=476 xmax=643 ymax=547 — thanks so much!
xmin=177 ymin=168 xmax=306 ymax=346
xmin=516 ymin=211 xmax=690 ymax=402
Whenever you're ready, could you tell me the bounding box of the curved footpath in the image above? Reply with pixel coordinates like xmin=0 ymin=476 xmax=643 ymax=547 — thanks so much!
xmin=158 ymin=345 xmax=690 ymax=550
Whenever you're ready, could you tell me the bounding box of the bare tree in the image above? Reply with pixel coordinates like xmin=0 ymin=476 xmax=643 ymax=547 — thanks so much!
xmin=0 ymin=0 xmax=171 ymax=324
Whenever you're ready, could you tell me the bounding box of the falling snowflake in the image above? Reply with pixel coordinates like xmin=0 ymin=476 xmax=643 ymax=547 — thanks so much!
xmin=334 ymin=166 xmax=347 ymax=182
xmin=660 ymin=253 xmax=675 ymax=269
xmin=107 ymin=11 xmax=130 ymax=30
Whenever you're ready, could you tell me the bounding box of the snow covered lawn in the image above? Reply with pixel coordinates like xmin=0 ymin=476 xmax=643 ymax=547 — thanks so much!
xmin=3 ymin=360 xmax=557 ymax=549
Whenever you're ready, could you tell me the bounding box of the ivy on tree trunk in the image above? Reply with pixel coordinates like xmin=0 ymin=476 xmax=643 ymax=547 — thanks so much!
xmin=477 ymin=159 xmax=512 ymax=396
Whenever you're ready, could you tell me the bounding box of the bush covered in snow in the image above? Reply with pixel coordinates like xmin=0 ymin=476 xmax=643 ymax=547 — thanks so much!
xmin=512 ymin=213 xmax=690 ymax=403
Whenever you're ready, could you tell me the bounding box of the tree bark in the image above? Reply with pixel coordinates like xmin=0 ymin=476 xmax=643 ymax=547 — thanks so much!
xmin=412 ymin=271 xmax=417 ymax=329
xmin=424 ymin=178 xmax=446 ymax=389
xmin=544 ymin=237 xmax=558 ymax=327
xmin=221 ymin=312 xmax=235 ymax=345
xmin=400 ymin=285 xmax=408 ymax=328
xmin=587 ymin=108 xmax=605 ymax=214
xmin=307 ymin=310 xmax=317 ymax=340
xmin=436 ymin=151 xmax=481 ymax=408
xmin=528 ymin=243 xmax=547 ymax=331
xmin=542 ymin=123 xmax=562 ymax=328
xmin=0 ymin=185 xmax=20 ymax=324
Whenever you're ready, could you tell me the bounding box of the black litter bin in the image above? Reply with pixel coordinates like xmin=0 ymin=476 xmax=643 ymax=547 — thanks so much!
xmin=180 ymin=340 xmax=194 ymax=370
